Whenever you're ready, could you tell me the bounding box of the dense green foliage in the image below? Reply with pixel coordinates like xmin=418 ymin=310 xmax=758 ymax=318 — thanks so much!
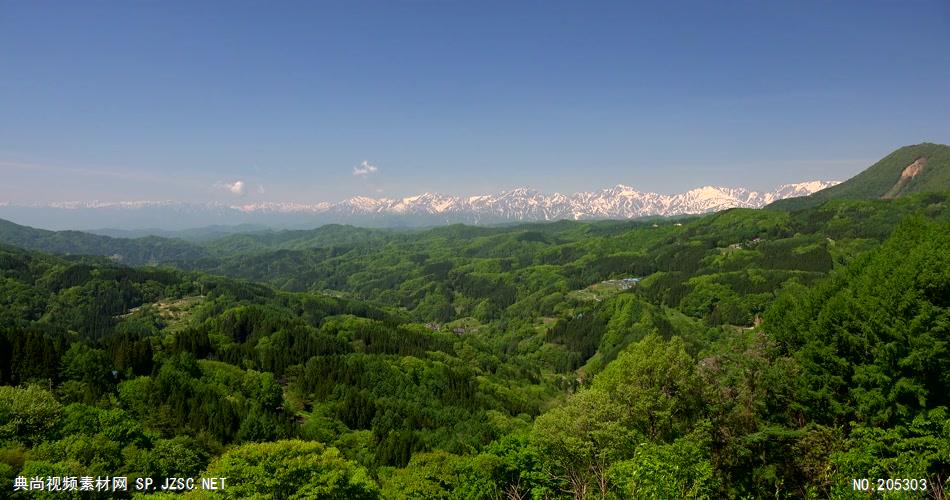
xmin=188 ymin=191 xmax=950 ymax=336
xmin=2 ymin=188 xmax=950 ymax=497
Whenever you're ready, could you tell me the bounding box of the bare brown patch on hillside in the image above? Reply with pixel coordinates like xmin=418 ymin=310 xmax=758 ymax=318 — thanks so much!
xmin=900 ymin=157 xmax=926 ymax=178
xmin=883 ymin=157 xmax=927 ymax=199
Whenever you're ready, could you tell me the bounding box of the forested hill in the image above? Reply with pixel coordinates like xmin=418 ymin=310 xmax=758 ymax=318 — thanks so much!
xmin=0 ymin=217 xmax=210 ymax=266
xmin=1 ymin=191 xmax=949 ymax=497
xmin=768 ymin=142 xmax=950 ymax=210
xmin=0 ymin=217 xmax=398 ymax=265
xmin=201 ymin=223 xmax=396 ymax=255
xmin=0 ymin=243 xmax=564 ymax=497
xmin=189 ymin=191 xmax=950 ymax=329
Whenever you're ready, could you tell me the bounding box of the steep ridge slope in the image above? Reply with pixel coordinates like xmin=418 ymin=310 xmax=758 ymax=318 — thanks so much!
xmin=768 ymin=143 xmax=950 ymax=210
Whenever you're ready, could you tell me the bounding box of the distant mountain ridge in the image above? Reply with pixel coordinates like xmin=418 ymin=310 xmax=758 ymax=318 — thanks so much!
xmin=0 ymin=181 xmax=837 ymax=230
xmin=768 ymin=143 xmax=950 ymax=210
xmin=0 ymin=217 xmax=209 ymax=265
xmin=313 ymin=181 xmax=838 ymax=222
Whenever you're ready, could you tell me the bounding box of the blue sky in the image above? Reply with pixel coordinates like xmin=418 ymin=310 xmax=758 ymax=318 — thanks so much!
xmin=1 ymin=0 xmax=948 ymax=204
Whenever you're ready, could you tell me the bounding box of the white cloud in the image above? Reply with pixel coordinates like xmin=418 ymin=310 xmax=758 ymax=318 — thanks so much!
xmin=215 ymin=180 xmax=247 ymax=196
xmin=227 ymin=181 xmax=246 ymax=196
xmin=353 ymin=161 xmax=378 ymax=177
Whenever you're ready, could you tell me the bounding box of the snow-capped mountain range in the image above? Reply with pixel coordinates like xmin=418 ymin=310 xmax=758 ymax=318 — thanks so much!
xmin=0 ymin=181 xmax=838 ymax=230
xmin=235 ymin=181 xmax=839 ymax=220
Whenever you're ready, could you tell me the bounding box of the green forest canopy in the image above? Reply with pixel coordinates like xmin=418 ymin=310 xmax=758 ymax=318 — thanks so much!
xmin=1 ymin=190 xmax=949 ymax=498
